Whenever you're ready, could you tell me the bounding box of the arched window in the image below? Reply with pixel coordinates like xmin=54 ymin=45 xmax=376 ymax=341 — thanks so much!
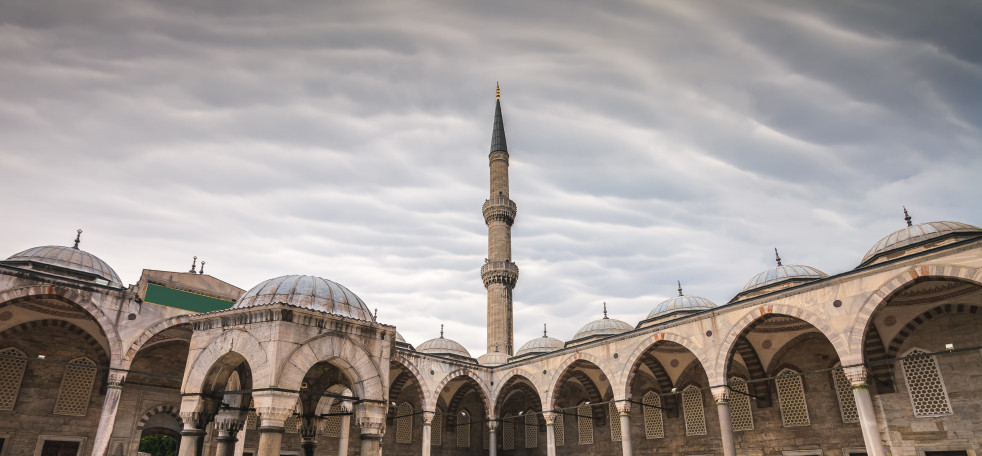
xmin=831 ymin=365 xmax=859 ymax=423
xmin=0 ymin=347 xmax=28 ymax=411
xmin=431 ymin=407 xmax=443 ymax=446
xmin=554 ymin=412 xmax=565 ymax=446
xmin=53 ymin=357 xmax=97 ymax=416
xmin=682 ymin=386 xmax=707 ymax=436
xmin=577 ymin=403 xmax=593 ymax=444
xmin=642 ymin=392 xmax=664 ymax=439
xmin=776 ymin=369 xmax=810 ymax=426
xmin=729 ymin=377 xmax=754 ymax=431
xmin=503 ymin=413 xmax=515 ymax=450
xmin=901 ymin=348 xmax=952 ymax=417
xmin=322 ymin=404 xmax=344 ymax=437
xmin=609 ymin=402 xmax=621 ymax=441
xmin=456 ymin=410 xmax=470 ymax=448
xmin=525 ymin=411 xmax=538 ymax=448
xmin=396 ymin=402 xmax=413 ymax=443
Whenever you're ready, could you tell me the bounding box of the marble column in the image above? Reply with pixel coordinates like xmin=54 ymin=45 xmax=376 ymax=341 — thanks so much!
xmin=213 ymin=412 xmax=244 ymax=456
xmin=91 ymin=372 xmax=125 ymax=456
xmin=178 ymin=412 xmax=207 ymax=456
xmin=845 ymin=366 xmax=887 ymax=456
xmin=255 ymin=407 xmax=292 ymax=456
xmin=488 ymin=419 xmax=499 ymax=456
xmin=421 ymin=411 xmax=434 ymax=456
xmin=356 ymin=401 xmax=386 ymax=456
xmin=615 ymin=402 xmax=633 ymax=456
xmin=543 ymin=412 xmax=557 ymax=456
xmin=300 ymin=417 xmax=318 ymax=456
xmin=712 ymin=387 xmax=737 ymax=456
xmin=337 ymin=412 xmax=351 ymax=456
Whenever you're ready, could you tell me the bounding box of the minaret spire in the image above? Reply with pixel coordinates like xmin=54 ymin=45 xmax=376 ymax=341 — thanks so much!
xmin=904 ymin=206 xmax=913 ymax=227
xmin=481 ymin=85 xmax=519 ymax=356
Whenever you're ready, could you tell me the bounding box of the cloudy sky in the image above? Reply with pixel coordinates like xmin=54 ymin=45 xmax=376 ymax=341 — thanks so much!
xmin=2 ymin=0 xmax=980 ymax=355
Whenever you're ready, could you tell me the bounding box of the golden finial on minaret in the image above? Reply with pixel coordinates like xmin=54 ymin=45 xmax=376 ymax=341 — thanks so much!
xmin=496 ymin=82 xmax=500 ymax=100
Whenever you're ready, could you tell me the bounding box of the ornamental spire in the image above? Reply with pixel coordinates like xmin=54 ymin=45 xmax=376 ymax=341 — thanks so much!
xmin=678 ymin=280 xmax=683 ymax=297
xmin=774 ymin=248 xmax=782 ymax=266
xmin=603 ymin=302 xmax=608 ymax=319
xmin=199 ymin=261 xmax=205 ymax=275
xmin=189 ymin=256 xmax=197 ymax=273
xmin=490 ymin=84 xmax=508 ymax=153
xmin=543 ymin=323 xmax=548 ymax=338
xmin=904 ymin=206 xmax=913 ymax=227
xmin=73 ymin=229 xmax=82 ymax=249
xmin=440 ymin=324 xmax=444 ymax=338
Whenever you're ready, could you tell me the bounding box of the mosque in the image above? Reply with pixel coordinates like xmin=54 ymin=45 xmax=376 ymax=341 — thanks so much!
xmin=0 ymin=89 xmax=980 ymax=456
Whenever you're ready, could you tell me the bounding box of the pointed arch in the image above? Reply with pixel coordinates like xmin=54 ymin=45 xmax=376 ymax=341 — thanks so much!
xmin=430 ymin=369 xmax=492 ymax=418
xmin=391 ymin=354 xmax=430 ymax=411
xmin=121 ymin=315 xmax=193 ymax=370
xmin=493 ymin=374 xmax=543 ymax=418
xmin=183 ymin=329 xmax=267 ymax=393
xmin=619 ymin=331 xmax=706 ymax=400
xmin=277 ymin=334 xmax=385 ymax=401
xmin=544 ymin=352 xmax=617 ymax=409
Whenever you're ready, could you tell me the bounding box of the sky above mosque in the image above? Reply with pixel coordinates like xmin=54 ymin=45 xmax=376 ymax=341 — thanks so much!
xmin=1 ymin=0 xmax=980 ymax=355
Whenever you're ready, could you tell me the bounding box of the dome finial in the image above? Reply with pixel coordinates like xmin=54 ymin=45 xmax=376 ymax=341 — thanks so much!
xmin=678 ymin=280 xmax=683 ymax=297
xmin=189 ymin=256 xmax=197 ymax=273
xmin=543 ymin=323 xmax=548 ymax=338
xmin=903 ymin=206 xmax=913 ymax=227
xmin=774 ymin=248 xmax=782 ymax=266
xmin=73 ymin=229 xmax=82 ymax=249
xmin=603 ymin=301 xmax=608 ymax=319
xmin=373 ymin=308 xmax=378 ymax=320
xmin=440 ymin=324 xmax=444 ymax=338
xmin=199 ymin=261 xmax=205 ymax=275
xmin=496 ymin=82 xmax=500 ymax=100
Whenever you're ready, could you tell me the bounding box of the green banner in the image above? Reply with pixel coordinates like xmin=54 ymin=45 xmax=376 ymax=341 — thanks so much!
xmin=144 ymin=283 xmax=235 ymax=313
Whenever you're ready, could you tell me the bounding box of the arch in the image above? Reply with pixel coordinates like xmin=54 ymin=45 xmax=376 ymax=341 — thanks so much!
xmin=490 ymin=366 xmax=544 ymax=404
xmin=493 ymin=374 xmax=543 ymax=418
xmin=431 ymin=369 xmax=492 ymax=418
xmin=545 ymin=352 xmax=617 ymax=409
xmin=731 ymin=335 xmax=770 ymax=406
xmin=136 ymin=405 xmax=181 ymax=430
xmin=183 ymin=329 xmax=268 ymax=393
xmin=765 ymin=332 xmax=839 ymax=377
xmin=0 ymin=319 xmax=111 ymax=370
xmin=619 ymin=331 xmax=708 ymax=400
xmin=885 ymin=303 xmax=979 ymax=359
xmin=277 ymin=334 xmax=384 ymax=401
xmin=0 ymin=286 xmax=122 ymax=366
xmin=846 ymin=265 xmax=982 ymax=365
xmin=714 ymin=306 xmax=850 ymax=386
xmin=121 ymin=315 xmax=193 ymax=370
xmin=391 ymin=354 xmax=431 ymax=411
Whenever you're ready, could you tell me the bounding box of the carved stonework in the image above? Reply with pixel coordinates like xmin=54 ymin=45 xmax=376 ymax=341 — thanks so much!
xmin=422 ymin=411 xmax=435 ymax=425
xmin=487 ymin=420 xmax=499 ymax=432
xmin=843 ymin=366 xmax=869 ymax=387
xmin=712 ymin=386 xmax=730 ymax=404
xmin=614 ymin=401 xmax=631 ymax=415
xmin=300 ymin=417 xmax=318 ymax=440
xmin=106 ymin=372 xmax=126 ymax=388
xmin=257 ymin=407 xmax=295 ymax=428
xmin=541 ymin=411 xmax=556 ymax=425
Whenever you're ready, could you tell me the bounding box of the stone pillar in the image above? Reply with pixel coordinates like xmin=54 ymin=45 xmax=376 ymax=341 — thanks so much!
xmin=178 ymin=412 xmax=207 ymax=456
xmin=356 ymin=401 xmax=386 ymax=456
xmin=614 ymin=402 xmax=633 ymax=456
xmin=255 ymin=408 xmax=292 ymax=456
xmin=488 ymin=419 xmax=499 ymax=456
xmin=338 ymin=412 xmax=351 ymax=456
xmin=421 ymin=411 xmax=434 ymax=456
xmin=543 ymin=412 xmax=557 ymax=456
xmin=91 ymin=372 xmax=125 ymax=456
xmin=845 ymin=366 xmax=887 ymax=456
xmin=214 ymin=410 xmax=245 ymax=456
xmin=300 ymin=416 xmax=318 ymax=456
xmin=713 ymin=387 xmax=737 ymax=456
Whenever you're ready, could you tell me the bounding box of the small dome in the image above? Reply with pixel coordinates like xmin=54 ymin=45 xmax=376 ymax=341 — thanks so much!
xmin=235 ymin=275 xmax=374 ymax=321
xmin=5 ymin=245 xmax=122 ymax=287
xmin=861 ymin=220 xmax=981 ymax=266
xmin=477 ymin=351 xmax=510 ymax=366
xmin=742 ymin=265 xmax=828 ymax=292
xmin=417 ymin=335 xmax=471 ymax=358
xmin=573 ymin=316 xmax=633 ymax=340
xmin=395 ymin=332 xmax=407 ymax=343
xmin=647 ymin=295 xmax=717 ymax=319
xmin=516 ymin=335 xmax=564 ymax=356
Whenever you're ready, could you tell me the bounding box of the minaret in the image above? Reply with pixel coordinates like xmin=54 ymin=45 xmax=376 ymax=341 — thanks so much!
xmin=481 ymin=84 xmax=519 ymax=355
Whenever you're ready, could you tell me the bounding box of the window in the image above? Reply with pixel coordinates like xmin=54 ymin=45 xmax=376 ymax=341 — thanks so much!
xmin=525 ymin=412 xmax=538 ymax=448
xmin=831 ymin=366 xmax=859 ymax=423
xmin=609 ymin=402 xmax=621 ymax=442
xmin=642 ymin=392 xmax=664 ymax=439
xmin=901 ymin=349 xmax=952 ymax=417
xmin=431 ymin=408 xmax=443 ymax=446
xmin=729 ymin=377 xmax=754 ymax=431
xmin=53 ymin=357 xmax=97 ymax=416
xmin=456 ymin=411 xmax=470 ymax=448
xmin=682 ymin=386 xmax=707 ymax=436
xmin=34 ymin=435 xmax=87 ymax=456
xmin=776 ymin=369 xmax=810 ymax=427
xmin=577 ymin=403 xmax=593 ymax=444
xmin=283 ymin=399 xmax=302 ymax=433
xmin=246 ymin=399 xmax=258 ymax=430
xmin=395 ymin=402 xmax=413 ymax=443
xmin=503 ymin=414 xmax=515 ymax=450
xmin=0 ymin=348 xmax=27 ymax=411
xmin=322 ymin=404 xmax=343 ymax=438
xmin=554 ymin=413 xmax=565 ymax=446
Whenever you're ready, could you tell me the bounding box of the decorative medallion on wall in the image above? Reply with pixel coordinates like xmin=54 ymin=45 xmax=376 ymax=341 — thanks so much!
xmin=884 ymin=315 xmax=897 ymax=327
xmin=670 ymin=359 xmax=679 ymax=368
xmin=0 ymin=311 xmax=11 ymax=321
xmin=761 ymin=339 xmax=773 ymax=349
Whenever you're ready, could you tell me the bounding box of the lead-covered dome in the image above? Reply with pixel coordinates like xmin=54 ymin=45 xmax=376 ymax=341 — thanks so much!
xmin=573 ymin=305 xmax=633 ymax=340
xmin=235 ymin=275 xmax=374 ymax=321
xmin=648 ymin=283 xmax=717 ymax=319
xmin=861 ymin=219 xmax=981 ymax=267
xmin=417 ymin=331 xmax=472 ymax=359
xmin=516 ymin=328 xmax=564 ymax=357
xmin=4 ymin=245 xmax=122 ymax=287
xmin=741 ymin=249 xmax=827 ymax=293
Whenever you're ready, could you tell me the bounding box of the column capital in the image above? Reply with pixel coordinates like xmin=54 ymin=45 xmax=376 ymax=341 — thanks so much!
xmin=256 ymin=407 xmax=293 ymax=428
xmin=487 ymin=419 xmax=499 ymax=432
xmin=843 ymin=366 xmax=869 ymax=388
xmin=422 ymin=411 xmax=435 ymax=425
xmin=214 ymin=412 xmax=244 ymax=433
xmin=712 ymin=386 xmax=730 ymax=404
xmin=106 ymin=371 xmax=126 ymax=388
xmin=356 ymin=402 xmax=386 ymax=437
xmin=300 ymin=416 xmax=318 ymax=441
xmin=542 ymin=411 xmax=557 ymax=425
xmin=614 ymin=401 xmax=631 ymax=415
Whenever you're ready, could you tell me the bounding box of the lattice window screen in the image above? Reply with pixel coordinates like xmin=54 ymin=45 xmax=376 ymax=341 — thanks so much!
xmin=642 ymin=392 xmax=664 ymax=439
xmin=396 ymin=402 xmax=413 ymax=443
xmin=776 ymin=369 xmax=810 ymax=426
xmin=322 ymin=404 xmax=343 ymax=437
xmin=554 ymin=413 xmax=565 ymax=446
xmin=577 ymin=403 xmax=594 ymax=444
xmin=431 ymin=408 xmax=443 ymax=446
xmin=609 ymin=402 xmax=622 ymax=441
xmin=682 ymin=386 xmax=707 ymax=436
xmin=901 ymin=349 xmax=952 ymax=417
xmin=831 ymin=366 xmax=859 ymax=423
xmin=0 ymin=347 xmax=27 ymax=411
xmin=729 ymin=377 xmax=754 ymax=431
xmin=283 ymin=399 xmax=302 ymax=433
xmin=456 ymin=412 xmax=470 ymax=447
xmin=246 ymin=399 xmax=258 ymax=430
xmin=503 ymin=414 xmax=515 ymax=450
xmin=525 ymin=412 xmax=538 ymax=448
xmin=53 ymin=357 xmax=96 ymax=416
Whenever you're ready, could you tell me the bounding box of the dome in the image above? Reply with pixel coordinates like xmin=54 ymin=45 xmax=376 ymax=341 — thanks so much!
xmin=417 ymin=334 xmax=471 ymax=358
xmin=395 ymin=332 xmax=407 ymax=344
xmin=861 ymin=220 xmax=981 ymax=266
xmin=516 ymin=335 xmax=564 ymax=356
xmin=573 ymin=305 xmax=633 ymax=340
xmin=477 ymin=351 xmax=510 ymax=366
xmin=235 ymin=275 xmax=374 ymax=321
xmin=741 ymin=265 xmax=828 ymax=292
xmin=647 ymin=292 xmax=717 ymax=319
xmin=5 ymin=245 xmax=122 ymax=287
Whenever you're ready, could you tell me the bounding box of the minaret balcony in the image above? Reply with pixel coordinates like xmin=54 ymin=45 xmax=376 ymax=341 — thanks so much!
xmin=481 ymin=260 xmax=519 ymax=287
xmin=483 ymin=198 xmax=517 ymax=225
